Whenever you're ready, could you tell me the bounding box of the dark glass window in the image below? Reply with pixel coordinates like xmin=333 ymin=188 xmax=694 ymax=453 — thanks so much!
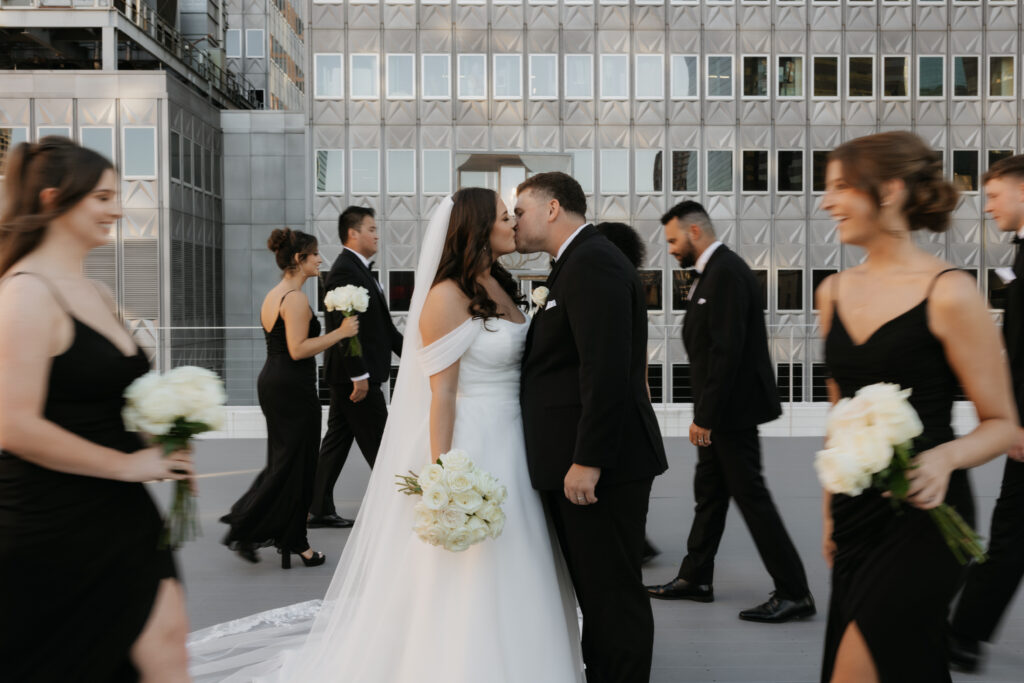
xmin=883 ymin=56 xmax=907 ymax=97
xmin=989 ymin=149 xmax=1013 ymax=169
xmin=988 ymin=268 xmax=1011 ymax=310
xmin=388 ymin=270 xmax=415 ymax=312
xmin=812 ymin=269 xmax=838 ymax=302
xmin=182 ymin=137 xmax=192 ymax=185
xmin=672 ymin=270 xmax=699 ymax=310
xmin=170 ymin=131 xmax=181 ymax=180
xmin=647 ymin=364 xmax=663 ymax=404
xmin=639 ymin=270 xmax=663 ymax=310
xmin=778 ymin=269 xmax=803 ymax=311
xmin=849 ymin=57 xmax=874 ymax=97
xmin=672 ymin=150 xmax=697 ymax=193
xmin=753 ymin=269 xmax=769 ymax=311
xmin=812 ymin=363 xmax=831 ymax=402
xmin=743 ymin=56 xmax=768 ymax=97
xmin=919 ymin=56 xmax=944 ymax=97
xmin=671 ymin=363 xmax=693 ymax=403
xmin=813 ymin=56 xmax=838 ymax=97
xmin=742 ymin=150 xmax=769 ymax=192
xmin=777 ymin=151 xmax=803 ymax=193
xmin=813 ymin=150 xmax=829 ymax=192
xmin=953 ymin=150 xmax=979 ymax=192
xmin=954 ymin=56 xmax=979 ymax=97
xmin=777 ymin=363 xmax=804 ymax=402
xmin=193 ymin=141 xmax=203 ymax=189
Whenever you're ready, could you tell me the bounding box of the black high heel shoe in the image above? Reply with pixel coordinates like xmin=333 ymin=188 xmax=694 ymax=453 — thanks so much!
xmin=279 ymin=547 xmax=326 ymax=569
xmin=235 ymin=544 xmax=260 ymax=564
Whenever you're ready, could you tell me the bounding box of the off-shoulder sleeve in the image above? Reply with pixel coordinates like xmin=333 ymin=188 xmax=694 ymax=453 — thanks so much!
xmin=416 ymin=317 xmax=480 ymax=377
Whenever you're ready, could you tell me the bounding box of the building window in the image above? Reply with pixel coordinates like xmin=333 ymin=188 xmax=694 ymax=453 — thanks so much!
xmin=777 ymin=363 xmax=804 ymax=403
xmin=388 ymin=271 xmax=415 ymax=312
xmin=565 ymin=54 xmax=593 ymax=100
xmin=351 ymin=150 xmax=379 ymax=194
xmin=182 ymin=136 xmax=192 ymax=185
xmin=493 ymin=54 xmax=523 ymax=100
xmin=742 ymin=150 xmax=769 ymax=193
xmin=600 ymin=54 xmax=629 ymax=100
xmin=169 ymin=131 xmax=180 ymax=180
xmin=777 ymin=55 xmax=804 ymax=98
xmin=635 ymin=54 xmax=664 ymax=100
xmin=458 ymin=54 xmax=487 ymax=100
xmin=778 ymin=269 xmax=803 ymax=311
xmin=954 ymin=56 xmax=980 ymax=97
xmin=812 ymin=364 xmax=831 ymax=402
xmin=570 ymin=149 xmax=594 ymax=193
xmin=81 ymin=127 xmax=114 ymax=162
xmin=671 ymin=150 xmax=698 ymax=193
xmin=812 ymin=269 xmax=837 ymax=301
xmin=225 ymin=29 xmax=241 ymax=58
xmin=350 ymin=54 xmax=380 ymax=99
xmin=848 ymin=56 xmax=874 ymax=98
xmin=812 ymin=150 xmax=829 ymax=193
xmin=918 ymin=55 xmax=944 ymax=98
xmin=953 ymin=150 xmax=979 ymax=193
xmin=38 ymin=127 xmax=70 ymax=139
xmin=647 ymin=364 xmax=663 ymax=405
xmin=386 ymin=150 xmax=415 ymax=195
xmin=386 ymin=54 xmax=415 ymax=99
xmin=672 ymin=270 xmax=699 ymax=310
xmin=743 ymin=56 xmax=769 ymax=98
xmin=989 ymin=269 xmax=1010 ymax=310
xmin=777 ymin=150 xmax=803 ymax=193
xmin=813 ymin=56 xmax=839 ymax=98
xmin=122 ymin=127 xmax=156 ymax=179
xmin=529 ymin=54 xmax=558 ymax=100
xmin=314 ymin=54 xmax=344 ymax=99
xmin=989 ymin=149 xmax=1014 ymax=169
xmin=422 ymin=55 xmax=451 ymax=99
xmin=883 ymin=56 xmax=908 ymax=98
xmin=671 ymin=55 xmax=699 ymax=99
xmin=245 ymin=29 xmax=265 ymax=58
xmin=0 ymin=127 xmax=27 ymax=174
xmin=707 ymin=150 xmax=733 ymax=193
xmin=315 ymin=149 xmax=344 ymax=194
xmin=193 ymin=140 xmax=203 ymax=189
xmin=600 ymin=149 xmax=630 ymax=194
xmin=671 ymin=364 xmax=693 ymax=404
xmin=635 ymin=150 xmax=663 ymax=194
xmin=990 ymin=56 xmax=1015 ymax=98
xmin=753 ymin=270 xmax=768 ymax=310
xmin=707 ymin=55 xmax=734 ymax=98
xmin=422 ymin=150 xmax=452 ymax=194
xmin=639 ymin=270 xmax=662 ymax=310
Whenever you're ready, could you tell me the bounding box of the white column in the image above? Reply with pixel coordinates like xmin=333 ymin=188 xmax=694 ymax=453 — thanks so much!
xmin=101 ymin=25 xmax=116 ymax=71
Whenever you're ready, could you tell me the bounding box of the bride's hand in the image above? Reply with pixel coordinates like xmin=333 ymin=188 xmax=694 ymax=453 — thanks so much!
xmin=905 ymin=446 xmax=953 ymax=510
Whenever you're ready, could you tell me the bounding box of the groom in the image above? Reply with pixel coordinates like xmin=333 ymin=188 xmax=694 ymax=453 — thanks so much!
xmin=517 ymin=172 xmax=669 ymax=683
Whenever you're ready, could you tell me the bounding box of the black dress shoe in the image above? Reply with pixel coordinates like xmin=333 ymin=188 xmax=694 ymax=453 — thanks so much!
xmin=234 ymin=544 xmax=259 ymax=564
xmin=948 ymin=633 xmax=982 ymax=673
xmin=646 ymin=577 xmax=714 ymax=602
xmin=641 ymin=538 xmax=661 ymax=566
xmin=307 ymin=513 xmax=355 ymax=528
xmin=739 ymin=592 xmax=816 ymax=623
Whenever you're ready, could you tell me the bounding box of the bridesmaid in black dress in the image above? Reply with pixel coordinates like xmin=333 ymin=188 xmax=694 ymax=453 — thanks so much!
xmin=221 ymin=228 xmax=358 ymax=568
xmin=0 ymin=138 xmax=195 ymax=681
xmin=816 ymin=131 xmax=1018 ymax=682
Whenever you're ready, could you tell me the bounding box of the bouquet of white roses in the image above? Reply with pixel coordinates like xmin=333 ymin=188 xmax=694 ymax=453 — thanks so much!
xmin=395 ymin=449 xmax=507 ymax=552
xmin=123 ymin=365 xmax=227 ymax=549
xmin=324 ymin=285 xmax=370 ymax=356
xmin=815 ymin=382 xmax=985 ymax=564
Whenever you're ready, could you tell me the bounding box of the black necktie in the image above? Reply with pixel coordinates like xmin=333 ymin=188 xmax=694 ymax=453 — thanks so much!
xmin=367 ymin=260 xmax=375 ymax=270
xmin=549 ymin=258 xmax=556 ymax=270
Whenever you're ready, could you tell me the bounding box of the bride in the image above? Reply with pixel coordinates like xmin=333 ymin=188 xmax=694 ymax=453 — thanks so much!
xmin=190 ymin=188 xmax=583 ymax=682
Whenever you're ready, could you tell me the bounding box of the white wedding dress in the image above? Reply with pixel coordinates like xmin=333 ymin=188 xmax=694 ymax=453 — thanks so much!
xmin=188 ymin=197 xmax=583 ymax=682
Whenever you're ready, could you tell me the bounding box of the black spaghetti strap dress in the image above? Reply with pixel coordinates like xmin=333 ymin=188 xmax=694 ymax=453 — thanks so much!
xmin=221 ymin=297 xmax=321 ymax=555
xmin=0 ymin=273 xmax=175 ymax=683
xmin=821 ymin=269 xmax=975 ymax=683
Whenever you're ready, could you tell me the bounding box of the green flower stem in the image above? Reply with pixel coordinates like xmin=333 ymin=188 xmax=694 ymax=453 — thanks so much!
xmin=155 ymin=420 xmax=205 ymax=550
xmin=342 ymin=312 xmax=363 ymax=357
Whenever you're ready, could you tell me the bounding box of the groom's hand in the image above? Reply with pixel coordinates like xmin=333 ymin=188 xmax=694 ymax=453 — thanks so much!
xmin=689 ymin=423 xmax=712 ymax=448
xmin=564 ymin=464 xmax=601 ymax=506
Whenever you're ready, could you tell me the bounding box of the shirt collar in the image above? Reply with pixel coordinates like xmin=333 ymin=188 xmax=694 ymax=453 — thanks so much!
xmin=1016 ymin=225 xmax=1024 ymax=240
xmin=695 ymin=240 xmax=723 ymax=275
xmin=554 ymin=223 xmax=591 ymax=262
xmin=344 ymin=246 xmax=372 ymax=269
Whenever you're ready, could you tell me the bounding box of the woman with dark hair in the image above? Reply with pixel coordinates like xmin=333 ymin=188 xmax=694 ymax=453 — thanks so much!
xmin=817 ymin=131 xmax=1017 ymax=682
xmin=0 ymin=137 xmax=195 ymax=681
xmin=220 ymin=227 xmax=359 ymax=568
xmin=187 ymin=189 xmax=582 ymax=682
xmin=595 ymin=221 xmax=646 ymax=269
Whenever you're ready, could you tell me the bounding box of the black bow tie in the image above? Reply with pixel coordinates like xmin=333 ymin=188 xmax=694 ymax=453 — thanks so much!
xmin=1013 ymin=236 xmax=1024 ymax=245
xmin=549 ymin=258 xmax=556 ymax=269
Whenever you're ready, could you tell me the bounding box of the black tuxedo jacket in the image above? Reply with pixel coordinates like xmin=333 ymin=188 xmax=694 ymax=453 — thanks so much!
xmin=322 ymin=249 xmax=403 ymax=385
xmin=1004 ymin=249 xmax=1024 ymax=422
xmin=682 ymin=245 xmax=781 ymax=431
xmin=521 ymin=226 xmax=668 ymax=491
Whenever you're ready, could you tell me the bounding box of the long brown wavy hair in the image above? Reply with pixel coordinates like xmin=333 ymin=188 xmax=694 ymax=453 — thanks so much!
xmin=433 ymin=187 xmax=524 ymax=320
xmin=0 ymin=137 xmax=114 ymax=276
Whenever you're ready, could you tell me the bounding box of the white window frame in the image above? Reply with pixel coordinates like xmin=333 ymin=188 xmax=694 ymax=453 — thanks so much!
xmin=917 ymin=55 xmax=945 ymax=100
xmin=812 ymin=55 xmax=840 ymax=100
xmin=706 ymin=149 xmax=734 ymax=194
xmin=635 ymin=54 xmax=665 ymax=100
xmin=741 ymin=149 xmax=770 ymax=195
xmin=422 ymin=150 xmax=453 ymax=195
xmin=706 ymin=54 xmax=735 ymax=100
xmin=634 ymin=149 xmax=664 ymax=194
xmin=493 ymin=54 xmax=523 ymax=100
xmin=350 ymin=149 xmax=380 ymax=195
xmin=314 ymin=148 xmax=345 ymax=195
xmin=350 ymin=54 xmax=380 ymax=100
xmin=568 ymin=149 xmax=594 ymax=194
xmin=952 ymin=55 xmax=981 ymax=100
xmin=671 ymin=149 xmax=699 ymax=194
xmin=121 ymin=126 xmax=158 ymax=180
xmin=80 ymin=126 xmax=114 ymax=161
xmin=386 ymin=54 xmax=416 ymax=100
xmin=528 ymin=54 xmax=559 ymax=100
xmin=741 ymin=54 xmax=770 ymax=100
xmin=314 ymin=53 xmax=344 ymax=100
xmin=989 ymin=55 xmax=1016 ymax=100
xmin=599 ymin=54 xmax=630 ymax=100
xmin=671 ymin=54 xmax=700 ymax=100
xmin=225 ymin=29 xmax=242 ymax=58
xmin=776 ymin=54 xmax=805 ymax=99
xmin=245 ymin=29 xmax=265 ymax=59
xmin=386 ymin=149 xmax=416 ymax=195
xmin=600 ymin=149 xmax=630 ymax=195
xmin=564 ymin=0 xmax=594 ymax=4
xmin=421 ymin=54 xmax=451 ymax=100
xmin=669 ymin=0 xmax=698 ymax=4
xmin=776 ymin=149 xmax=804 ymax=195
xmin=847 ymin=55 xmax=875 ymax=100
xmin=881 ymin=55 xmax=910 ymax=101
xmin=564 ymin=54 xmax=594 ymax=100
xmin=457 ymin=54 xmax=487 ymax=101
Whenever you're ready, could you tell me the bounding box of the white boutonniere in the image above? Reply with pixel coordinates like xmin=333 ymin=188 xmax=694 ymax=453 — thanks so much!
xmin=531 ymin=286 xmax=549 ymax=317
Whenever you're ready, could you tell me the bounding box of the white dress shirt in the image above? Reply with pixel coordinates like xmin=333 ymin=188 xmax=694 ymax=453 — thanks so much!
xmin=554 ymin=223 xmax=591 ymax=262
xmin=694 ymin=240 xmax=723 ymax=275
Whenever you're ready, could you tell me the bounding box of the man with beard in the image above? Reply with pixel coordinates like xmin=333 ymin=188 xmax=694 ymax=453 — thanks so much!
xmin=645 ymin=201 xmax=814 ymax=623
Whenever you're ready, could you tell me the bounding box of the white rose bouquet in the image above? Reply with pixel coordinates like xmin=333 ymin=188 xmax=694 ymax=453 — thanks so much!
xmin=815 ymin=382 xmax=984 ymax=564
xmin=123 ymin=365 xmax=227 ymax=549
xmin=324 ymin=285 xmax=370 ymax=357
xmin=395 ymin=449 xmax=507 ymax=552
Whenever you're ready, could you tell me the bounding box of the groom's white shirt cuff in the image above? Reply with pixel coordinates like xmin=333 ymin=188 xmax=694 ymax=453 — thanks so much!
xmin=554 ymin=223 xmax=591 ymax=262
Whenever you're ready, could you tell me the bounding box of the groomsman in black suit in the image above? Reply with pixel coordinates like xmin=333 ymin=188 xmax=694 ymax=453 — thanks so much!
xmin=308 ymin=206 xmax=403 ymax=528
xmin=517 ymin=172 xmax=668 ymax=683
xmin=645 ymin=201 xmax=814 ymax=623
xmin=949 ymin=156 xmax=1024 ymax=671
